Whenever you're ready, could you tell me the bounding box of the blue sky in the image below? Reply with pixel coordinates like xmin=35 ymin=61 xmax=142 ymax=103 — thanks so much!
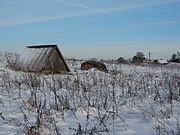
xmin=0 ymin=0 xmax=180 ymax=59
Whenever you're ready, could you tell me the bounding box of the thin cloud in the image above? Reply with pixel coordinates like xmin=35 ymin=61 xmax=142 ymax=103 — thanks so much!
xmin=0 ymin=12 xmax=95 ymax=27
xmin=52 ymin=0 xmax=180 ymax=14
xmin=0 ymin=0 xmax=179 ymax=27
xmin=102 ymin=0 xmax=180 ymax=13
xmin=52 ymin=0 xmax=104 ymax=13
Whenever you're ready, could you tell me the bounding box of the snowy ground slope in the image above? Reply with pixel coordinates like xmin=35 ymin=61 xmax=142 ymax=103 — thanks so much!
xmin=0 ymin=57 xmax=180 ymax=135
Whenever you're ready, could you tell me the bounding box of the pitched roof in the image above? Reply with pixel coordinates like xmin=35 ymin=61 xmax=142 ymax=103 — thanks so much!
xmin=16 ymin=45 xmax=70 ymax=72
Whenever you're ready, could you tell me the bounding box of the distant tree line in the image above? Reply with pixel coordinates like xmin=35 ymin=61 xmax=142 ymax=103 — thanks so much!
xmin=117 ymin=51 xmax=180 ymax=64
xmin=170 ymin=52 xmax=180 ymax=63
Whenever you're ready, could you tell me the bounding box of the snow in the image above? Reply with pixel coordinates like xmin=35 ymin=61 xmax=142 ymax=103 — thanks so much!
xmin=157 ymin=59 xmax=168 ymax=64
xmin=0 ymin=56 xmax=180 ymax=135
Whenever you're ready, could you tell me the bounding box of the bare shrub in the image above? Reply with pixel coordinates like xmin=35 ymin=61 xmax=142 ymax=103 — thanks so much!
xmin=5 ymin=52 xmax=19 ymax=69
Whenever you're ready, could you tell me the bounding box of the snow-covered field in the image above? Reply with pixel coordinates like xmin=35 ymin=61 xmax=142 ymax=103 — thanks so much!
xmin=0 ymin=54 xmax=180 ymax=135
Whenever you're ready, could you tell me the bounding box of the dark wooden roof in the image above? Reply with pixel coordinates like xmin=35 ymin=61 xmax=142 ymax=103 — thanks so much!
xmin=27 ymin=45 xmax=57 ymax=48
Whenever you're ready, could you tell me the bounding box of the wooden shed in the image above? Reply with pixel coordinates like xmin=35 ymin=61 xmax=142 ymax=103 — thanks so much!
xmin=15 ymin=45 xmax=70 ymax=73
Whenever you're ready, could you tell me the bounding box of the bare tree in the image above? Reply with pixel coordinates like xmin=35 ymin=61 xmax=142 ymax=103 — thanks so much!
xmin=132 ymin=52 xmax=146 ymax=63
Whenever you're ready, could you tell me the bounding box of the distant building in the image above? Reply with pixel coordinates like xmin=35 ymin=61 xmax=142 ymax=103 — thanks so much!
xmin=15 ymin=45 xmax=70 ymax=74
xmin=91 ymin=58 xmax=98 ymax=61
xmin=153 ymin=59 xmax=168 ymax=65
